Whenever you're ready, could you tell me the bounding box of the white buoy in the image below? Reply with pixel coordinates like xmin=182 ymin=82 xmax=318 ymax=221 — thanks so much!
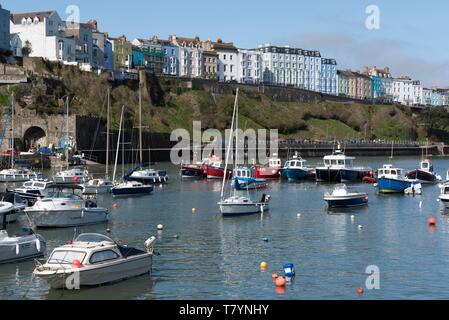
xmin=358 ymin=225 xmax=363 ymax=230
xmin=297 ymin=213 xmax=302 ymax=218
xmin=157 ymin=224 xmax=164 ymax=231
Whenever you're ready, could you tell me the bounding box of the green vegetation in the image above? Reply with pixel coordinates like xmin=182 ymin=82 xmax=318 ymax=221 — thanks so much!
xmin=5 ymin=57 xmax=449 ymax=142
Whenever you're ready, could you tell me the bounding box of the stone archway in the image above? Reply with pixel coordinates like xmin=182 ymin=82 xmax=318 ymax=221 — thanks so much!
xmin=23 ymin=126 xmax=47 ymax=151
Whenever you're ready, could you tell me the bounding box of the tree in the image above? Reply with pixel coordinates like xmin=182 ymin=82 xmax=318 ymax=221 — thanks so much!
xmin=22 ymin=40 xmax=32 ymax=57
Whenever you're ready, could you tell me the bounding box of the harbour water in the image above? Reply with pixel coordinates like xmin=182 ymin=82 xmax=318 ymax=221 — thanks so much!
xmin=1 ymin=156 xmax=449 ymax=300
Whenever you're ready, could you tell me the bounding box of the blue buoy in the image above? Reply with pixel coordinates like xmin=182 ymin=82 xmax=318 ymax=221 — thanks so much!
xmin=283 ymin=263 xmax=295 ymax=277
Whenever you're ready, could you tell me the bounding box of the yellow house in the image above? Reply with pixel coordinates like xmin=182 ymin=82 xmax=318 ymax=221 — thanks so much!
xmin=109 ymin=35 xmax=132 ymax=70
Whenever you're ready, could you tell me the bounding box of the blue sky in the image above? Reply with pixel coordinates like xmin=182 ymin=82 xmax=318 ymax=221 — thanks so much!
xmin=2 ymin=0 xmax=449 ymax=87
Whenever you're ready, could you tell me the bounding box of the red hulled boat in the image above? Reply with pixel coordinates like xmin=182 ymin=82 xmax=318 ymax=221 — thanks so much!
xmin=254 ymin=155 xmax=282 ymax=179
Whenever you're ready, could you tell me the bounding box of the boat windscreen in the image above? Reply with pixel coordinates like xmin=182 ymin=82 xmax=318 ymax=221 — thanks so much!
xmin=75 ymin=233 xmax=114 ymax=243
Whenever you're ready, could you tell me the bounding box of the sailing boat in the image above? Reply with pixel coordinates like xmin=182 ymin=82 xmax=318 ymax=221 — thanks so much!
xmin=53 ymin=97 xmax=89 ymax=185
xmin=218 ymin=89 xmax=271 ymax=216
xmin=125 ymin=83 xmax=168 ymax=184
xmin=111 ymin=106 xmax=153 ymax=196
xmin=82 ymin=89 xmax=114 ymax=194
xmin=0 ymin=92 xmax=41 ymax=183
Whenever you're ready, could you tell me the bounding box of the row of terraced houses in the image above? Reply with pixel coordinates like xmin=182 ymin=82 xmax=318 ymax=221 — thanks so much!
xmin=1 ymin=5 xmax=449 ymax=107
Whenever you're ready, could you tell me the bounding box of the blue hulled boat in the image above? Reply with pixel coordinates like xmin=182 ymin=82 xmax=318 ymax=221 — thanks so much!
xmin=377 ymin=164 xmax=416 ymax=193
xmin=111 ymin=181 xmax=154 ymax=196
xmin=324 ymin=184 xmax=368 ymax=208
xmin=280 ymin=154 xmax=310 ymax=181
xmin=233 ymin=168 xmax=267 ymax=190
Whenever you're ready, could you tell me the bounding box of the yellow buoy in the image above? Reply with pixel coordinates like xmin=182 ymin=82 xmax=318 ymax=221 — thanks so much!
xmin=260 ymin=262 xmax=268 ymax=270
xmin=192 ymin=208 xmax=197 ymax=214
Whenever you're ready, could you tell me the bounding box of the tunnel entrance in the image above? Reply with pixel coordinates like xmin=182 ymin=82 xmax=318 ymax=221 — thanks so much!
xmin=23 ymin=126 xmax=46 ymax=151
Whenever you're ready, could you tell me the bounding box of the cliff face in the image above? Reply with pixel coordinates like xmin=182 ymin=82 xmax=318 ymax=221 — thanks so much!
xmin=3 ymin=57 xmax=449 ymax=143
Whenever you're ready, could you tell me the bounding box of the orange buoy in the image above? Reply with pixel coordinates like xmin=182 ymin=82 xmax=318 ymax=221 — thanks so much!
xmin=275 ymin=276 xmax=287 ymax=287
xmin=428 ymin=218 xmax=437 ymax=227
xmin=260 ymin=262 xmax=268 ymax=270
xmin=357 ymin=287 xmax=364 ymax=295
xmin=72 ymin=259 xmax=82 ymax=268
xmin=112 ymin=203 xmax=119 ymax=209
xmin=272 ymin=273 xmax=279 ymax=280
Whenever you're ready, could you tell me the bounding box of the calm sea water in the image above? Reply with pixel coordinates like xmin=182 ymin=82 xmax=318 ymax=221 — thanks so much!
xmin=1 ymin=156 xmax=449 ymax=300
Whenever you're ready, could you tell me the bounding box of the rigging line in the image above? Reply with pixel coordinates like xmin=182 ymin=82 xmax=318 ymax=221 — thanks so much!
xmin=88 ymin=91 xmax=108 ymax=160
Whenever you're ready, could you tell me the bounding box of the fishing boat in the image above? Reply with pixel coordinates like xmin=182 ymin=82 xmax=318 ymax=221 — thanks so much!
xmin=253 ymin=154 xmax=282 ymax=179
xmin=0 ymin=227 xmax=46 ymax=265
xmin=439 ymin=183 xmax=449 ymax=208
xmin=205 ymin=160 xmax=233 ymax=179
xmin=280 ymin=153 xmax=311 ymax=181
xmin=377 ymin=164 xmax=416 ymax=194
xmin=233 ymin=167 xmax=267 ymax=190
xmin=110 ymin=106 xmax=153 ymax=197
xmin=406 ymin=159 xmax=442 ymax=184
xmin=218 ymin=89 xmax=271 ymax=216
xmin=33 ymin=233 xmax=156 ymax=289
xmin=13 ymin=180 xmax=54 ymax=205
xmin=53 ymin=168 xmax=89 ymax=185
xmin=324 ymin=184 xmax=368 ymax=208
xmin=181 ymin=163 xmax=204 ymax=178
xmin=82 ymin=89 xmax=113 ymax=194
xmin=24 ymin=186 xmax=109 ymax=228
xmin=315 ymin=145 xmax=372 ymax=183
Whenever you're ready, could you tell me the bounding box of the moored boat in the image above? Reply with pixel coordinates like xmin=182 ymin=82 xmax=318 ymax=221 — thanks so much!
xmin=254 ymin=154 xmax=282 ymax=179
xmin=218 ymin=194 xmax=271 ymax=216
xmin=205 ymin=161 xmax=232 ymax=179
xmin=33 ymin=233 xmax=156 ymax=289
xmin=111 ymin=181 xmax=154 ymax=196
xmin=377 ymin=164 xmax=416 ymax=194
xmin=53 ymin=168 xmax=89 ymax=185
xmin=280 ymin=154 xmax=311 ymax=181
xmin=324 ymin=184 xmax=368 ymax=208
xmin=406 ymin=159 xmax=442 ymax=184
xmin=0 ymin=227 xmax=46 ymax=264
xmin=233 ymin=168 xmax=267 ymax=190
xmin=315 ymin=145 xmax=372 ymax=183
xmin=0 ymin=168 xmax=42 ymax=183
xmin=13 ymin=180 xmax=54 ymax=205
xmin=82 ymin=178 xmax=113 ymax=194
xmin=439 ymin=183 xmax=449 ymax=208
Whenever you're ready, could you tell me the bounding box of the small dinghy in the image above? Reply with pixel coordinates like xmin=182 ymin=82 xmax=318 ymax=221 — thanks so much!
xmin=324 ymin=184 xmax=368 ymax=208
xmin=33 ymin=233 xmax=156 ymax=289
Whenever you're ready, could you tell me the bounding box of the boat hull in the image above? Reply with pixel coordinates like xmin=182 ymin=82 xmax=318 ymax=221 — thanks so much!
xmin=82 ymin=185 xmax=112 ymax=195
xmin=35 ymin=254 xmax=152 ymax=289
xmin=111 ymin=186 xmax=154 ymax=196
xmin=325 ymin=194 xmax=368 ymax=208
xmin=316 ymin=168 xmax=371 ymax=182
xmin=25 ymin=208 xmax=109 ymax=228
xmin=54 ymin=177 xmax=86 ymax=184
xmin=181 ymin=166 xmax=204 ymax=178
xmin=0 ymin=235 xmax=46 ymax=264
xmin=377 ymin=177 xmax=412 ymax=193
xmin=439 ymin=195 xmax=449 ymax=208
xmin=280 ymin=168 xmax=309 ymax=181
xmin=205 ymin=166 xmax=232 ymax=179
xmin=0 ymin=174 xmax=40 ymax=183
xmin=218 ymin=203 xmax=269 ymax=216
xmin=254 ymin=166 xmax=281 ymax=179
xmin=406 ymin=169 xmax=439 ymax=184
xmin=233 ymin=178 xmax=267 ymax=190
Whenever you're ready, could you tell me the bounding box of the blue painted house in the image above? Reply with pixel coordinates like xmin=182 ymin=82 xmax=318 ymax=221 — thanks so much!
xmin=159 ymin=38 xmax=179 ymax=76
xmin=320 ymin=58 xmax=337 ymax=95
xmin=103 ymin=39 xmax=114 ymax=71
xmin=132 ymin=46 xmax=144 ymax=68
xmin=364 ymin=66 xmax=393 ymax=102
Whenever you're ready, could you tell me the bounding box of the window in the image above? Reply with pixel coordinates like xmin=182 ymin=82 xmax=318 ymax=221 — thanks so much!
xmin=49 ymin=251 xmax=86 ymax=264
xmin=90 ymin=250 xmax=120 ymax=264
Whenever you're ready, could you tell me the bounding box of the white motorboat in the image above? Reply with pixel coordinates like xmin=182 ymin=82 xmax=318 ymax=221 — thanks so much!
xmin=0 ymin=228 xmax=46 ymax=264
xmin=24 ymin=187 xmax=109 ymax=228
xmin=439 ymin=183 xmax=449 ymax=208
xmin=53 ymin=168 xmax=89 ymax=185
xmin=0 ymin=192 xmax=26 ymax=223
xmin=0 ymin=168 xmax=42 ymax=183
xmin=82 ymin=179 xmax=113 ymax=195
xmin=324 ymin=184 xmax=368 ymax=208
xmin=13 ymin=180 xmax=54 ymax=204
xmin=33 ymin=233 xmax=156 ymax=289
xmin=127 ymin=168 xmax=168 ymax=184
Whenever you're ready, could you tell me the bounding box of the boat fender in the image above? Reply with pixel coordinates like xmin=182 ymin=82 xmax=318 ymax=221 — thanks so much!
xmin=36 ymin=238 xmax=41 ymax=252
xmin=15 ymin=243 xmax=19 ymax=255
xmin=145 ymin=236 xmax=156 ymax=253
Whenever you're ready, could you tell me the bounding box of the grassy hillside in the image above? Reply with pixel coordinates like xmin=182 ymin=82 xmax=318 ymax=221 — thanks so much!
xmin=2 ymin=57 xmax=449 ymax=142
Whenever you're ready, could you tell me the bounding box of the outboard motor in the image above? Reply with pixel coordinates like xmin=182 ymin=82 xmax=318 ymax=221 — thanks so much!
xmin=145 ymin=236 xmax=156 ymax=254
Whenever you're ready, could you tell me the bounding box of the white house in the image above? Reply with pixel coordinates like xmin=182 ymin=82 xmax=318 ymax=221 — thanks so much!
xmin=10 ymin=11 xmax=75 ymax=63
xmin=392 ymin=77 xmax=414 ymax=106
xmin=237 ymin=49 xmax=262 ymax=84
xmin=212 ymin=39 xmax=239 ymax=82
xmin=412 ymin=81 xmax=423 ymax=105
xmin=169 ymin=35 xmax=203 ymax=78
xmin=0 ymin=5 xmax=10 ymax=52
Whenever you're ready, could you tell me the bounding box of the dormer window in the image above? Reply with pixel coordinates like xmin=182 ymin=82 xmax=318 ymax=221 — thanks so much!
xmin=27 ymin=17 xmax=32 ymax=25
xmin=34 ymin=17 xmax=39 ymax=24
xmin=21 ymin=18 xmax=27 ymax=25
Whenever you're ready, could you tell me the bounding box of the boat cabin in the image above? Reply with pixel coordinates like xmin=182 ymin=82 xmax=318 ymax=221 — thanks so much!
xmin=233 ymin=168 xmax=254 ymax=178
xmin=377 ymin=164 xmax=404 ymax=178
xmin=420 ymin=160 xmax=433 ymax=172
xmin=268 ymin=155 xmax=282 ymax=168
xmin=284 ymin=158 xmax=307 ymax=169
xmin=322 ymin=149 xmax=355 ymax=169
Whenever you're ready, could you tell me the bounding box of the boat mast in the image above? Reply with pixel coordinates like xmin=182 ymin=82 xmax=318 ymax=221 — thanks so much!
xmin=139 ymin=82 xmax=143 ymax=165
xmin=10 ymin=92 xmax=14 ymax=169
xmin=112 ymin=106 xmax=124 ymax=183
xmin=106 ymin=88 xmax=110 ymax=179
xmin=220 ymin=89 xmax=238 ymax=200
xmin=66 ymin=96 xmax=69 ymax=170
xmin=234 ymin=89 xmax=239 ymax=198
